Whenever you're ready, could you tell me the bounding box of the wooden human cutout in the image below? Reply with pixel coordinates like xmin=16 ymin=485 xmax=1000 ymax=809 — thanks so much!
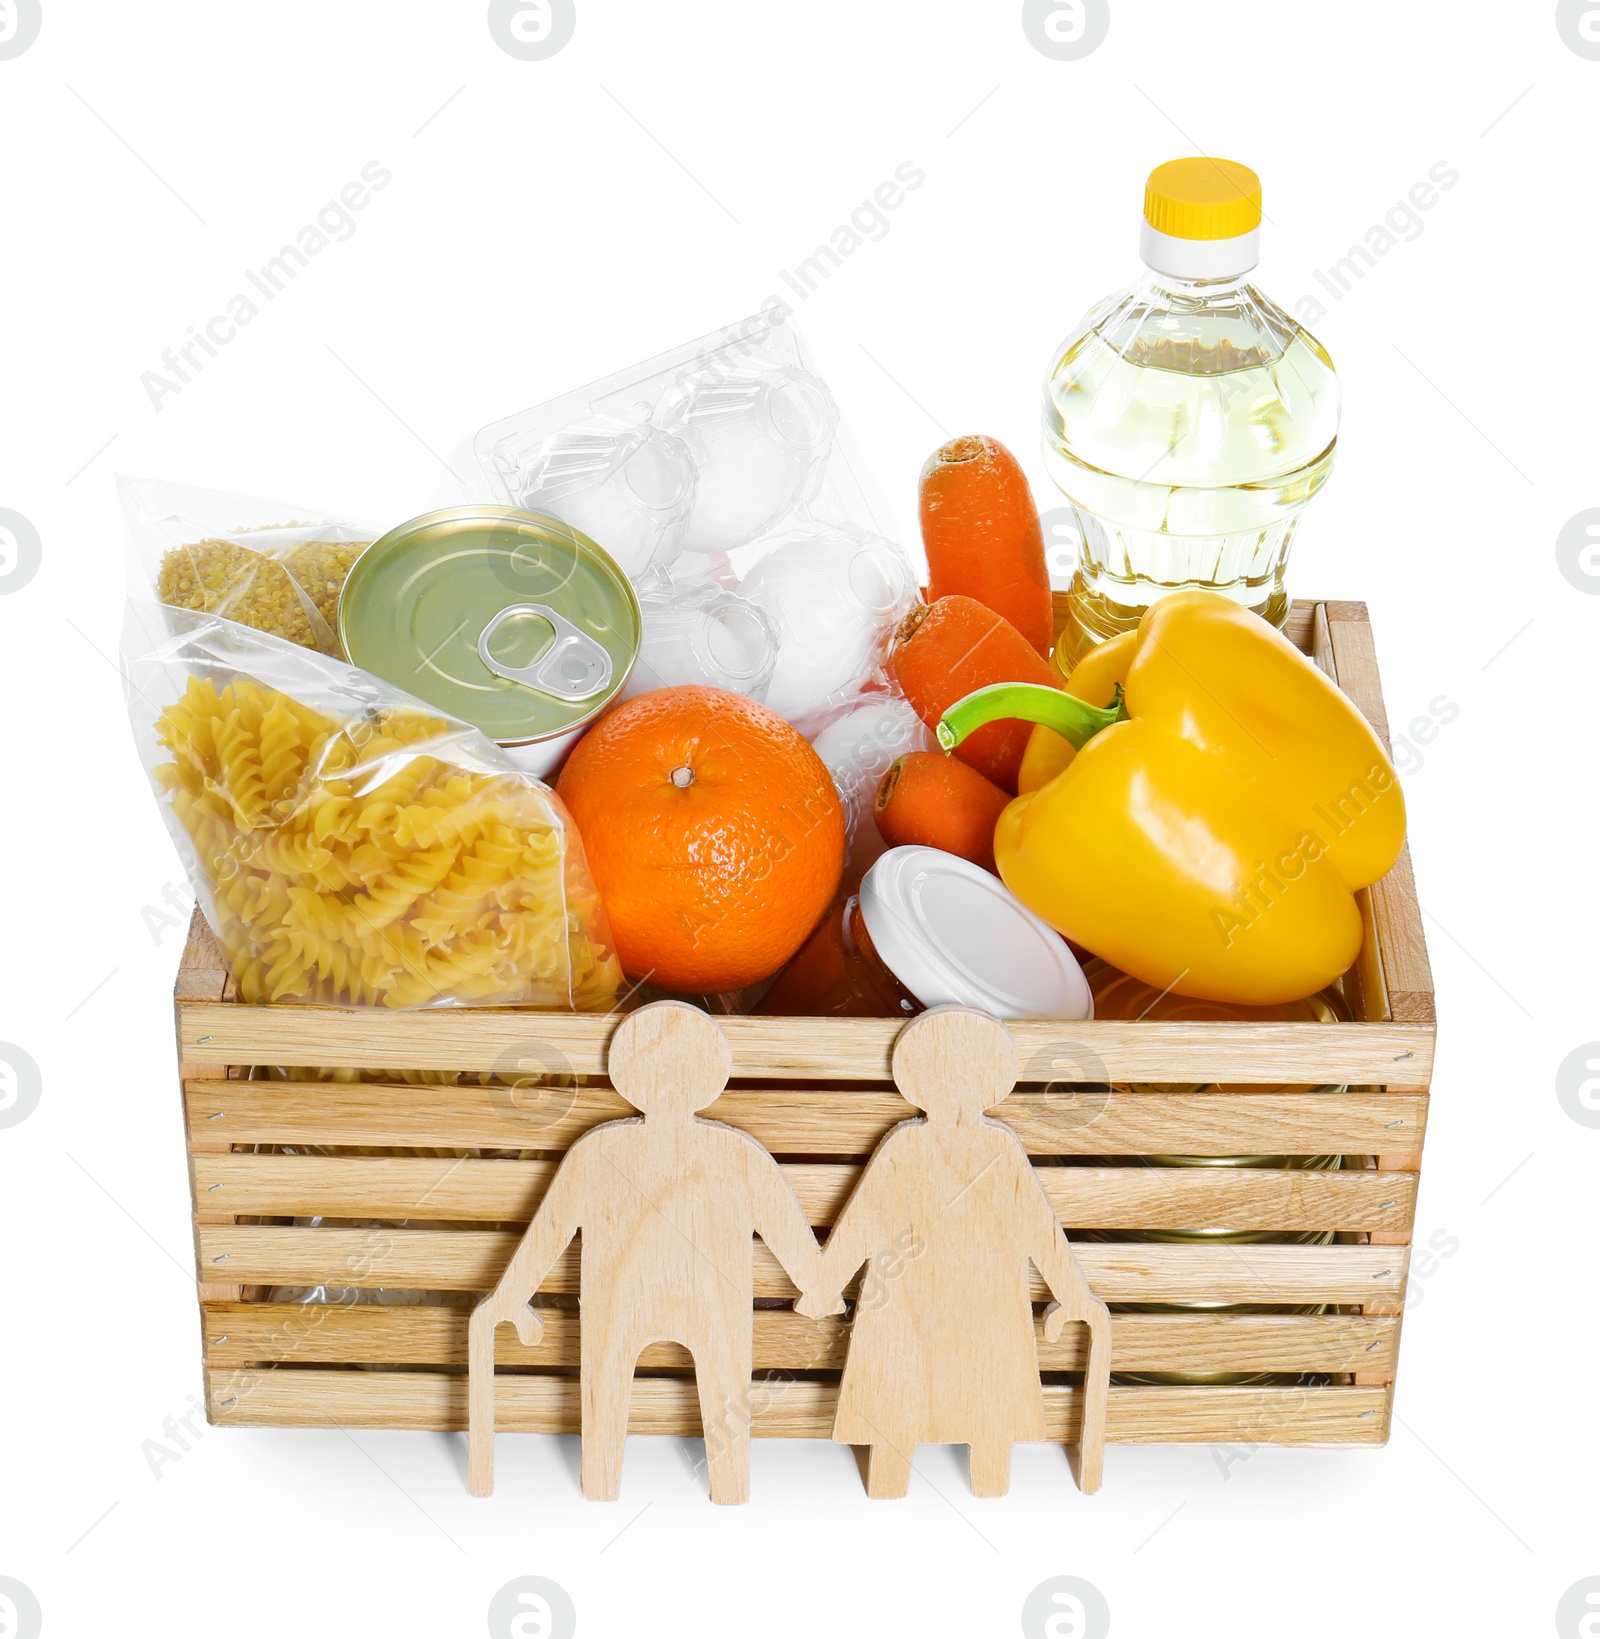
xmin=798 ymin=1006 xmax=1113 ymax=1497
xmin=468 ymin=1001 xmax=823 ymax=1504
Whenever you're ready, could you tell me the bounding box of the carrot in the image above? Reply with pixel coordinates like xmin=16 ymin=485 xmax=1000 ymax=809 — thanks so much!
xmin=874 ymin=752 xmax=1011 ymax=872
xmin=889 ymin=595 xmax=1061 ymax=791
xmin=920 ymin=435 xmax=1053 ymax=656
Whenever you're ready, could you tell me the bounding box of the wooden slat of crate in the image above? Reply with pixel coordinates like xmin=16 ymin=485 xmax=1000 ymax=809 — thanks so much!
xmin=1323 ymin=604 xmax=1436 ymax=1026
xmin=184 ymin=1079 xmax=1428 ymax=1158
xmin=191 ymin=1151 xmax=1418 ymax=1233
xmin=205 ymin=1368 xmax=1389 ymax=1445
xmin=177 ymin=1003 xmax=1434 ymax=1083
xmin=194 ymin=1224 xmax=1408 ymax=1305
xmin=1310 ymin=608 xmax=1389 ymax=1025
xmin=998 ymin=1088 xmax=1427 ymax=1158
xmin=202 ymin=1302 xmax=1401 ymax=1376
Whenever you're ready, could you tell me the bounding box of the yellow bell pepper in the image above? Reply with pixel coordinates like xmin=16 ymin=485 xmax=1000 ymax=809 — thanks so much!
xmin=1018 ymin=627 xmax=1141 ymax=794
xmin=937 ymin=591 xmax=1406 ymax=1005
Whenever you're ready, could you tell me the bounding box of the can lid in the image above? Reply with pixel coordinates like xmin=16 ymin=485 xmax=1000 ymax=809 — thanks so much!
xmin=339 ymin=507 xmax=641 ymax=743
xmin=858 ymin=846 xmax=1092 ymax=1021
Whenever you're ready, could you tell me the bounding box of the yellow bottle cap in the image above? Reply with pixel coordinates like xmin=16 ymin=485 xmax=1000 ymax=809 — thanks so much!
xmin=1144 ymin=158 xmax=1262 ymax=242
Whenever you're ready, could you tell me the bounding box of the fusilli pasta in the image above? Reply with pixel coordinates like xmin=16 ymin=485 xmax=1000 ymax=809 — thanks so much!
xmin=155 ymin=675 xmax=620 ymax=1010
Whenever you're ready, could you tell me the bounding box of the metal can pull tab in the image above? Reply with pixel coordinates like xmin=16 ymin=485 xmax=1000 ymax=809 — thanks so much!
xmin=477 ymin=602 xmax=615 ymax=702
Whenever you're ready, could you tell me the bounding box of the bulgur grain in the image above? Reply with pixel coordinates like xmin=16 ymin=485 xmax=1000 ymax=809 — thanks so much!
xmin=157 ymin=537 xmax=367 ymax=654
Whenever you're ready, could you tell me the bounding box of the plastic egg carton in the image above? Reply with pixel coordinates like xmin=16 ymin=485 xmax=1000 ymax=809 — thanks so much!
xmin=466 ymin=311 xmax=919 ymax=739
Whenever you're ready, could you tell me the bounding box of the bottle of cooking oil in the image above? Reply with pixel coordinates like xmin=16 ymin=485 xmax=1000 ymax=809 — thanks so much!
xmin=1043 ymin=158 xmax=1339 ymax=667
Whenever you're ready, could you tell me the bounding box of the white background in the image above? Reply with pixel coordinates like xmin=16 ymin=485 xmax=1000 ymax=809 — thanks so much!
xmin=1 ymin=2 xmax=1596 ymax=1635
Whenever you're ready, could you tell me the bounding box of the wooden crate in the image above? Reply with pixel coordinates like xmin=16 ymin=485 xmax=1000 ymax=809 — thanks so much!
xmin=174 ymin=598 xmax=1434 ymax=1454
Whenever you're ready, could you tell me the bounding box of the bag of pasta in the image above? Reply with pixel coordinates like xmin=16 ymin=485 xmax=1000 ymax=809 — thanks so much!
xmin=124 ymin=602 xmax=621 ymax=1011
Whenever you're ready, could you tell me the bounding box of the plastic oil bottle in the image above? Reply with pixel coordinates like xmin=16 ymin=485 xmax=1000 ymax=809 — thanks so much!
xmin=1043 ymin=158 xmax=1340 ymax=667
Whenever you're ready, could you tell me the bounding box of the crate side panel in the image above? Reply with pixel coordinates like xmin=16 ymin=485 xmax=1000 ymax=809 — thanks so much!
xmin=1326 ymin=609 xmax=1436 ymax=1024
xmin=176 ymin=909 xmax=244 ymax=1307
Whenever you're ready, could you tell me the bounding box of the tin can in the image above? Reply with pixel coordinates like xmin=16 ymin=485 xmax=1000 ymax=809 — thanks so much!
xmin=1074 ymin=1154 xmax=1342 ymax=1386
xmin=338 ymin=506 xmax=641 ymax=778
xmin=1087 ymin=962 xmax=1351 ymax=1098
xmin=1098 ymin=1299 xmax=1335 ymax=1388
xmin=1072 ymin=964 xmax=1350 ymax=1385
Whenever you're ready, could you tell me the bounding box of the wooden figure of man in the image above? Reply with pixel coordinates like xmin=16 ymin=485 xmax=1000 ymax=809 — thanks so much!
xmin=468 ymin=1001 xmax=822 ymax=1504
xmin=799 ymin=1006 xmax=1113 ymax=1498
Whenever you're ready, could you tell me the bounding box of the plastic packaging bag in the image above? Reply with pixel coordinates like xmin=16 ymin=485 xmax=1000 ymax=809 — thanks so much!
xmin=124 ymin=602 xmax=620 ymax=1011
xmin=809 ymin=692 xmax=935 ymax=877
xmin=121 ymin=476 xmax=373 ymax=657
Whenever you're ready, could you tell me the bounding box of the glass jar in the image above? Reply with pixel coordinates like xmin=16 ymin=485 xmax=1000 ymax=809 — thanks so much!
xmin=758 ymin=846 xmax=1094 ymax=1020
xmin=756 ymin=892 xmax=922 ymax=1019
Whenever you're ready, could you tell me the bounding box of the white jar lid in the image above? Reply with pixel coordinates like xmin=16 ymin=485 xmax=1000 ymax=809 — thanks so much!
xmin=858 ymin=846 xmax=1093 ymax=1021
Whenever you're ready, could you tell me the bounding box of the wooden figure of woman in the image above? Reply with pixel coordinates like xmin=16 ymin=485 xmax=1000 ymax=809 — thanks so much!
xmin=800 ymin=1006 xmax=1112 ymax=1498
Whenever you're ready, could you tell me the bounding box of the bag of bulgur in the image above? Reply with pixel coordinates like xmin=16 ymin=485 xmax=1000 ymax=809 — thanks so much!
xmin=120 ymin=476 xmax=372 ymax=657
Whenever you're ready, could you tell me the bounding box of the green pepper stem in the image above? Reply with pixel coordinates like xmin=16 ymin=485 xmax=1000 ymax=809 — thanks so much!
xmin=936 ymin=682 xmax=1124 ymax=753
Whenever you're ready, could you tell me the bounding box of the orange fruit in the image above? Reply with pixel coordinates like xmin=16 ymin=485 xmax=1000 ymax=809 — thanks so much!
xmin=557 ymin=686 xmax=846 ymax=992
